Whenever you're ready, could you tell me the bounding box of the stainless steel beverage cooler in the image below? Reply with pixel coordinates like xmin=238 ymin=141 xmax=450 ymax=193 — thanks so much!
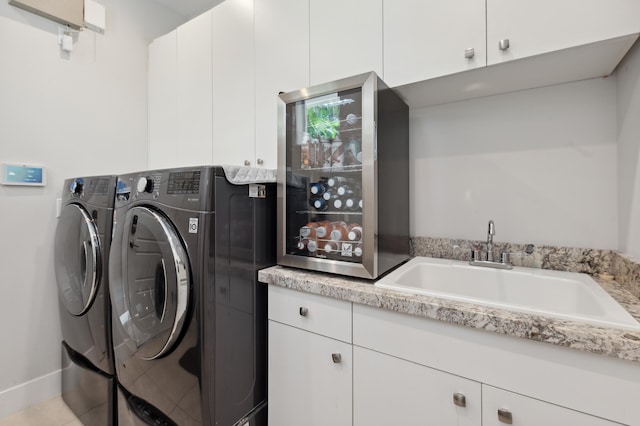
xmin=277 ymin=72 xmax=410 ymax=279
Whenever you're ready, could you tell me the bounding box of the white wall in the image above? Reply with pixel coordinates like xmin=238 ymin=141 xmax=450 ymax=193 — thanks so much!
xmin=617 ymin=40 xmax=640 ymax=259
xmin=0 ymin=0 xmax=182 ymax=417
xmin=410 ymin=77 xmax=618 ymax=249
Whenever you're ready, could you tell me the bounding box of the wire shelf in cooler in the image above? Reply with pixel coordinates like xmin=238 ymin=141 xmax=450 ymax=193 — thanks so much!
xmin=294 ymin=164 xmax=362 ymax=173
xmin=295 ymin=210 xmax=362 ymax=216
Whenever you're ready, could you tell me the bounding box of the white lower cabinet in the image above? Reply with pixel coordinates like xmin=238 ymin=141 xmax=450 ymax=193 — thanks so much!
xmin=353 ymin=346 xmax=481 ymax=426
xmin=267 ymin=286 xmax=353 ymax=425
xmin=267 ymin=287 xmax=637 ymax=426
xmin=268 ymin=321 xmax=352 ymax=426
xmin=482 ymin=385 xmax=623 ymax=426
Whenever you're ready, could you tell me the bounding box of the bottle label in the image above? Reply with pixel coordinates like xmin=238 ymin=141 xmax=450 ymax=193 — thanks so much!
xmin=341 ymin=242 xmax=353 ymax=257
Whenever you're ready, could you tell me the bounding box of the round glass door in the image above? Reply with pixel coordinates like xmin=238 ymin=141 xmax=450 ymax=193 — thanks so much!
xmin=54 ymin=203 xmax=101 ymax=316
xmin=109 ymin=206 xmax=190 ymax=360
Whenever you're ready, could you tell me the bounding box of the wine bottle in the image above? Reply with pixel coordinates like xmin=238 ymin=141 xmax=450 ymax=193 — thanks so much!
xmin=347 ymin=224 xmax=362 ymax=241
xmin=323 ymin=241 xmax=340 ymax=254
xmin=344 ymin=197 xmax=358 ymax=211
xmin=326 ymin=176 xmax=348 ymax=188
xmin=298 ymin=238 xmax=318 ymax=253
xmin=322 ymin=190 xmax=334 ymax=201
xmin=311 ymin=197 xmax=328 ymax=211
xmin=297 ymin=239 xmax=310 ymax=251
xmin=309 ymin=181 xmax=327 ymax=196
xmin=315 ymin=221 xmax=331 ymax=239
xmin=336 ymin=185 xmax=353 ymax=196
xmin=299 ymin=221 xmax=320 ymax=238
xmin=329 ymin=222 xmax=349 ymax=242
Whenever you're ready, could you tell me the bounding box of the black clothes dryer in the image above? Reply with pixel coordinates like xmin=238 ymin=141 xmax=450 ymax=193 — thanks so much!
xmin=54 ymin=175 xmax=117 ymax=425
xmin=109 ymin=166 xmax=275 ymax=426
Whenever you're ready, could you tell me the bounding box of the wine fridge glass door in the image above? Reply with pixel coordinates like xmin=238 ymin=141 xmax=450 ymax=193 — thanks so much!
xmin=284 ymin=87 xmax=364 ymax=265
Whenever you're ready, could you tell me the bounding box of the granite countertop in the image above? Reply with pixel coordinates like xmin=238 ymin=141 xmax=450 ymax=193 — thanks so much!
xmin=258 ymin=264 xmax=640 ymax=363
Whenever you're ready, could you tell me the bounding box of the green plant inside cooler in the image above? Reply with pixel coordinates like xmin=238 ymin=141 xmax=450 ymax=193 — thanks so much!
xmin=306 ymin=103 xmax=340 ymax=141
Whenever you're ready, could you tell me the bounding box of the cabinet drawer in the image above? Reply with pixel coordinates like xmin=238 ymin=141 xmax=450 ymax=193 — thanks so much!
xmin=268 ymin=286 xmax=352 ymax=343
xmin=482 ymin=385 xmax=622 ymax=426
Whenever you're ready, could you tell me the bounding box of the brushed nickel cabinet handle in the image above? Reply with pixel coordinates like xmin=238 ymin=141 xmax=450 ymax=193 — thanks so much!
xmin=498 ymin=39 xmax=510 ymax=51
xmin=299 ymin=307 xmax=308 ymax=317
xmin=244 ymin=160 xmax=251 ymax=166
xmin=453 ymin=392 xmax=466 ymax=407
xmin=331 ymin=353 xmax=342 ymax=363
xmin=464 ymin=48 xmax=475 ymax=59
xmin=498 ymin=408 xmax=513 ymax=424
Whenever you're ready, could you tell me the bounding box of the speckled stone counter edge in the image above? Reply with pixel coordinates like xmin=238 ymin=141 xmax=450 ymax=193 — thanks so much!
xmin=259 ymin=265 xmax=640 ymax=363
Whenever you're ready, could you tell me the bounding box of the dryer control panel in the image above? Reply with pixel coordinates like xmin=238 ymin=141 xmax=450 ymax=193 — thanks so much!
xmin=167 ymin=170 xmax=201 ymax=195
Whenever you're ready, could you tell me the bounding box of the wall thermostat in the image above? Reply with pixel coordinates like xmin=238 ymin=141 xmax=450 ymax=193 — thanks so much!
xmin=1 ymin=163 xmax=46 ymax=186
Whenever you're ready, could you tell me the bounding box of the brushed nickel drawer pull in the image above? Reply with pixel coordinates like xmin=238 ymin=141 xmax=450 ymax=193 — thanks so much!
xmin=331 ymin=353 xmax=342 ymax=363
xmin=299 ymin=307 xmax=308 ymax=317
xmin=498 ymin=408 xmax=513 ymax=424
xmin=453 ymin=392 xmax=466 ymax=407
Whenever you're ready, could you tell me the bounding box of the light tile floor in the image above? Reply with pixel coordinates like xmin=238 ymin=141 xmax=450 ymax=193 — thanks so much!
xmin=0 ymin=396 xmax=81 ymax=426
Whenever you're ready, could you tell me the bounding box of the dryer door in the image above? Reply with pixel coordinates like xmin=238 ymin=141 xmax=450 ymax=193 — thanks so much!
xmin=55 ymin=203 xmax=102 ymax=316
xmin=110 ymin=206 xmax=190 ymax=360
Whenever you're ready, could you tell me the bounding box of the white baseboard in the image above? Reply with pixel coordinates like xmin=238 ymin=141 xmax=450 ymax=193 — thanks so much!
xmin=0 ymin=369 xmax=61 ymax=419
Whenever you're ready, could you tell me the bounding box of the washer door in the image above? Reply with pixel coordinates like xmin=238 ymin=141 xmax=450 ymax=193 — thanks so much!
xmin=110 ymin=206 xmax=190 ymax=360
xmin=55 ymin=203 xmax=101 ymax=316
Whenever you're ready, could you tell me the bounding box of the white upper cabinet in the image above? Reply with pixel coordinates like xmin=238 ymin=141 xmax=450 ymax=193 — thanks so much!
xmin=148 ymin=12 xmax=212 ymax=170
xmin=148 ymin=30 xmax=178 ymax=169
xmin=177 ymin=10 xmax=212 ymax=166
xmin=150 ymin=0 xmax=640 ymax=166
xmin=254 ymin=0 xmax=310 ymax=169
xmin=487 ymin=0 xmax=640 ymax=65
xmin=309 ymin=0 xmax=383 ymax=85
xmin=211 ymin=0 xmax=255 ymax=167
xmin=383 ymin=0 xmax=486 ymax=88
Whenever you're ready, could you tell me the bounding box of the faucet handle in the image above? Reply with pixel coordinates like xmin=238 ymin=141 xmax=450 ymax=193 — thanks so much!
xmin=500 ymin=251 xmax=511 ymax=264
xmin=471 ymin=249 xmax=481 ymax=261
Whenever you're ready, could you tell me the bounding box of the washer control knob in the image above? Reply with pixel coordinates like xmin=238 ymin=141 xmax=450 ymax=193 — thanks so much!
xmin=136 ymin=176 xmax=154 ymax=193
xmin=70 ymin=178 xmax=84 ymax=194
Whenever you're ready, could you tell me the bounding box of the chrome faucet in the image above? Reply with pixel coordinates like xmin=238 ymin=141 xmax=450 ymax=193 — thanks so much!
xmin=486 ymin=220 xmax=495 ymax=262
xmin=470 ymin=220 xmax=512 ymax=270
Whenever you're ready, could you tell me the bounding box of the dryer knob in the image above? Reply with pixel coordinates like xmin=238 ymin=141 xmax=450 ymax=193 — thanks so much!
xmin=70 ymin=179 xmax=83 ymax=194
xmin=136 ymin=176 xmax=154 ymax=193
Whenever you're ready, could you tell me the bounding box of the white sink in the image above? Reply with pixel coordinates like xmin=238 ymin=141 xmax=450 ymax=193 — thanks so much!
xmin=376 ymin=257 xmax=640 ymax=331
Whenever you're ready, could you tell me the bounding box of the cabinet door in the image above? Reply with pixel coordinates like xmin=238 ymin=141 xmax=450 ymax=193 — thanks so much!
xmin=148 ymin=30 xmax=178 ymax=169
xmin=254 ymin=0 xmax=309 ymax=169
xmin=268 ymin=321 xmax=352 ymax=426
xmin=309 ymin=0 xmax=383 ymax=85
xmin=383 ymin=0 xmax=486 ymax=88
xmin=353 ymin=346 xmax=481 ymax=426
xmin=482 ymin=385 xmax=622 ymax=426
xmin=211 ymin=0 xmax=255 ymax=167
xmin=487 ymin=0 xmax=640 ymax=65
xmin=177 ymin=10 xmax=213 ymax=166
